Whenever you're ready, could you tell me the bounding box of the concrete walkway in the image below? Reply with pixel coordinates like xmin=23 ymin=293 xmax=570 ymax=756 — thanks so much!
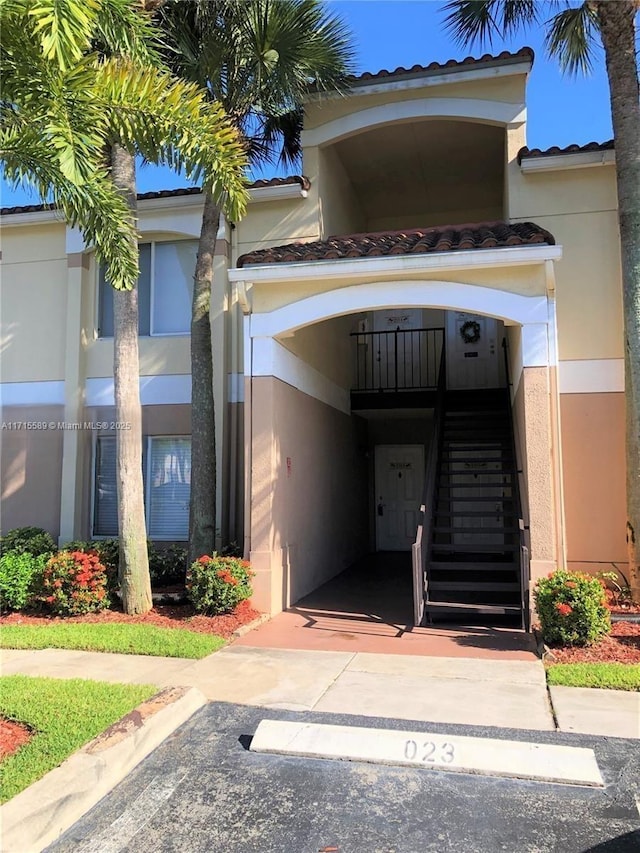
xmin=3 ymin=644 xmax=638 ymax=737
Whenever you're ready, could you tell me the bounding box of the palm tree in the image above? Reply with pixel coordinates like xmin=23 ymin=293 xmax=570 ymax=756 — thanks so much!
xmin=161 ymin=0 xmax=356 ymax=563
xmin=2 ymin=0 xmax=249 ymax=613
xmin=442 ymin=1 xmax=640 ymax=601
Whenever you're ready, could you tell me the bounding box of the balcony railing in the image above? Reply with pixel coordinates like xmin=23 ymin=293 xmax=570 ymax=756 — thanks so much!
xmin=350 ymin=327 xmax=445 ymax=393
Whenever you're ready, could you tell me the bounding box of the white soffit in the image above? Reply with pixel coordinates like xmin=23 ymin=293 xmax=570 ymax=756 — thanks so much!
xmin=305 ymin=60 xmax=533 ymax=101
xmin=230 ymin=244 xmax=562 ymax=285
xmin=520 ymin=150 xmax=615 ymax=173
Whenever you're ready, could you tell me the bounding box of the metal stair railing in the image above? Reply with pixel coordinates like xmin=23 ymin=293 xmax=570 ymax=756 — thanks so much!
xmin=351 ymin=327 xmax=445 ymax=393
xmin=412 ymin=344 xmax=446 ymax=626
xmin=501 ymin=337 xmax=531 ymax=630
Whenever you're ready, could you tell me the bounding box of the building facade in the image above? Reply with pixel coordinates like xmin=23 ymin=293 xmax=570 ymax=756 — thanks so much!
xmin=0 ymin=48 xmax=625 ymax=625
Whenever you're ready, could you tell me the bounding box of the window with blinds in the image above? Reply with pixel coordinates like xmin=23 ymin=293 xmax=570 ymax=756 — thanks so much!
xmin=147 ymin=438 xmax=191 ymax=540
xmin=93 ymin=436 xmax=191 ymax=540
xmin=93 ymin=437 xmax=118 ymax=536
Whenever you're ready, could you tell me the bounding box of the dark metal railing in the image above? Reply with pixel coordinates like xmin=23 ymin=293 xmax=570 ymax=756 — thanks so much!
xmin=412 ymin=344 xmax=446 ymax=626
xmin=351 ymin=327 xmax=445 ymax=393
xmin=502 ymin=337 xmax=530 ymax=631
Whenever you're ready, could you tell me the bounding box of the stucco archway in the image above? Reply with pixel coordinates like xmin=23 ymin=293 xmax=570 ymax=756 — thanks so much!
xmin=244 ymin=279 xmax=563 ymax=620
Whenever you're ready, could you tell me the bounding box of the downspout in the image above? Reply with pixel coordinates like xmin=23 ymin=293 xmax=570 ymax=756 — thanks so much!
xmin=236 ymin=280 xmax=253 ymax=560
xmin=546 ymin=259 xmax=567 ymax=570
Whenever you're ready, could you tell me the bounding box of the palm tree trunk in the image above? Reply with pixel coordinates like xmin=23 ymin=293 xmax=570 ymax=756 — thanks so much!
xmin=596 ymin=1 xmax=640 ymax=601
xmin=111 ymin=143 xmax=152 ymax=614
xmin=189 ymin=189 xmax=220 ymax=564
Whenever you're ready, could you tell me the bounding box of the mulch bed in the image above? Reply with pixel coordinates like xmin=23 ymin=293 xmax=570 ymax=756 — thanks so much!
xmin=546 ymin=620 xmax=640 ymax=665
xmin=0 ymin=719 xmax=32 ymax=761
xmin=0 ymin=599 xmax=261 ymax=640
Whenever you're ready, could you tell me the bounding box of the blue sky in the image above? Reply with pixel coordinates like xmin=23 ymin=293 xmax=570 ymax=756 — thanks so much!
xmin=1 ymin=0 xmax=613 ymax=207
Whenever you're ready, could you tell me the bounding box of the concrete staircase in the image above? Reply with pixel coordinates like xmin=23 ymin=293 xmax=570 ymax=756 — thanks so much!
xmin=425 ymin=389 xmax=523 ymax=625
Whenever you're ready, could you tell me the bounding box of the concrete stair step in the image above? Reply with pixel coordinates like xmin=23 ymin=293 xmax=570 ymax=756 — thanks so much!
xmin=424 ymin=601 xmax=521 ymax=615
xmin=430 ymin=561 xmax=518 ymax=571
xmin=429 ymin=581 xmax=521 ymax=592
xmin=432 ymin=543 xmax=519 ymax=553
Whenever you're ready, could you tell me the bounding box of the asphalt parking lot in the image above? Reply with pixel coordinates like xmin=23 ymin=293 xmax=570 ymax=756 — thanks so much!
xmin=48 ymin=702 xmax=640 ymax=853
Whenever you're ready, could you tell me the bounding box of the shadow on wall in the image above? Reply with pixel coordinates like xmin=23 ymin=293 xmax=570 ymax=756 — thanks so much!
xmin=251 ymin=375 xmax=369 ymax=613
xmin=0 ymin=413 xmax=64 ymax=536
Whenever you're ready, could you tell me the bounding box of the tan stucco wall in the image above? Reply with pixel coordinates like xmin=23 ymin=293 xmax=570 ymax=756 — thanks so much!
xmin=279 ymin=315 xmax=355 ymax=388
xmin=250 ymin=263 xmax=547 ymax=317
xmin=560 ymin=391 xmax=626 ymax=569
xmin=1 ymin=224 xmax=67 ymax=382
xmin=303 ymin=73 xmax=527 ymax=130
xmin=249 ymin=376 xmax=369 ymax=613
xmin=520 ymin=366 xmax=558 ymax=592
xmin=0 ymin=405 xmax=64 ymax=537
xmin=510 ymin=166 xmax=621 ymax=361
xmin=317 ymin=145 xmax=365 ymax=238
xmin=234 ymin=194 xmax=320 ymax=260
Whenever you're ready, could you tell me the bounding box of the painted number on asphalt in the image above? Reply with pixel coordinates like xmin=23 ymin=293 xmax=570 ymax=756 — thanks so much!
xmin=404 ymin=739 xmax=456 ymax=764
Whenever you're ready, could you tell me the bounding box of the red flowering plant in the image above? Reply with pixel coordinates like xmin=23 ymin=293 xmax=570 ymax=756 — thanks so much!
xmin=187 ymin=555 xmax=254 ymax=615
xmin=40 ymin=550 xmax=110 ymax=616
xmin=533 ymin=569 xmax=610 ymax=647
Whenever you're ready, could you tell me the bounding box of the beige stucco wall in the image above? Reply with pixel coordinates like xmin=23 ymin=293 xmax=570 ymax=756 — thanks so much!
xmin=303 ymin=73 xmax=527 ymax=130
xmin=0 ymin=405 xmax=64 ymax=537
xmin=250 ymin=263 xmax=548 ymax=317
xmin=519 ymin=366 xmax=559 ymax=600
xmin=560 ymin=391 xmax=626 ymax=570
xmin=249 ymin=376 xmax=369 ymax=613
xmin=234 ymin=193 xmax=320 ymax=260
xmin=510 ymin=166 xmax=621 ymax=361
xmin=278 ymin=315 xmax=355 ymax=388
xmin=317 ymin=145 xmax=365 ymax=238
xmin=1 ymin=224 xmax=68 ymax=382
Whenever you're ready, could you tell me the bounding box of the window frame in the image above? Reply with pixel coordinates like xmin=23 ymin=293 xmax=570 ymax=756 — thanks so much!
xmin=90 ymin=433 xmax=191 ymax=541
xmin=144 ymin=434 xmax=192 ymax=542
xmin=96 ymin=239 xmax=197 ymax=339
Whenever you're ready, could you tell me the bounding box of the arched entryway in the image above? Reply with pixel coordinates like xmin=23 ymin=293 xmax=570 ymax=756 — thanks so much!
xmin=233 ymin=269 xmax=565 ymax=630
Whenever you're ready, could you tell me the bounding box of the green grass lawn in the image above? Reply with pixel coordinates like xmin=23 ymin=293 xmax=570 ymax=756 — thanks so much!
xmin=547 ymin=663 xmax=640 ymax=691
xmin=0 ymin=623 xmax=225 ymax=659
xmin=0 ymin=675 xmax=156 ymax=802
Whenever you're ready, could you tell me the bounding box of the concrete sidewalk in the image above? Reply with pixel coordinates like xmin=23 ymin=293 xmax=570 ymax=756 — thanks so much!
xmin=3 ymin=644 xmax=638 ymax=737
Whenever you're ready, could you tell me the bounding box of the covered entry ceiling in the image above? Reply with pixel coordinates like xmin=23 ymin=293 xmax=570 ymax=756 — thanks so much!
xmin=332 ymin=119 xmax=505 ymax=230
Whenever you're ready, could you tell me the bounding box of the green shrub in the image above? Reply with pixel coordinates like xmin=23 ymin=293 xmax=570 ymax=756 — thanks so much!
xmin=0 ymin=552 xmax=48 ymax=612
xmin=61 ymin=540 xmax=119 ymax=595
xmin=0 ymin=527 xmax=56 ymax=558
xmin=534 ymin=570 xmax=611 ymax=647
xmin=219 ymin=541 xmax=243 ymax=558
xmin=40 ymin=550 xmax=110 ymax=616
xmin=187 ymin=555 xmax=254 ymax=615
xmin=148 ymin=542 xmax=188 ymax=587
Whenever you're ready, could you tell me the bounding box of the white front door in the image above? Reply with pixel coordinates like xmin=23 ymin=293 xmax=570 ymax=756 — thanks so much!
xmin=375 ymin=445 xmax=425 ymax=551
xmin=446 ymin=311 xmax=500 ymax=390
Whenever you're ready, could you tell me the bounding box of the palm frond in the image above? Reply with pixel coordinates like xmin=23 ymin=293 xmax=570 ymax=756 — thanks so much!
xmin=160 ymin=0 xmax=355 ymax=173
xmin=544 ymin=3 xmax=599 ymax=76
xmin=95 ymin=58 xmax=249 ymax=220
xmin=442 ymin=0 xmax=543 ymax=48
xmin=1 ymin=128 xmax=139 ymax=290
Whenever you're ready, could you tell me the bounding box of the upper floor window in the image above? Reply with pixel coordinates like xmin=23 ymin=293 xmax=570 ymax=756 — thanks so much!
xmin=98 ymin=240 xmax=198 ymax=337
